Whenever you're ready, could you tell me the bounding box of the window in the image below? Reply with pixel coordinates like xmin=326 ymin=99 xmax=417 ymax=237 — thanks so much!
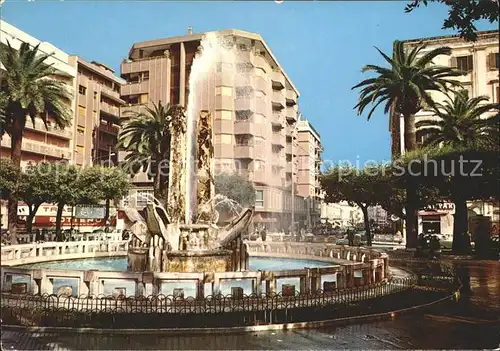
xmin=78 ymin=105 xmax=86 ymax=116
xmin=255 ymin=190 xmax=264 ymax=207
xmin=93 ymin=92 xmax=98 ymax=100
xmin=142 ymin=71 xmax=149 ymax=81
xmin=235 ymin=135 xmax=251 ymax=146
xmin=235 ymin=110 xmax=253 ymax=121
xmin=496 ymin=86 xmax=500 ymax=103
xmin=488 ymin=52 xmax=499 ymax=70
xmin=235 ymin=86 xmax=253 ymax=98
xmin=77 ymin=127 xmax=85 ymax=135
xmin=76 ymin=145 xmax=84 ymax=154
xmin=139 ymin=94 xmax=148 ymax=104
xmin=454 ymin=55 xmax=473 ymax=72
xmin=78 ymin=85 xmax=87 ymax=95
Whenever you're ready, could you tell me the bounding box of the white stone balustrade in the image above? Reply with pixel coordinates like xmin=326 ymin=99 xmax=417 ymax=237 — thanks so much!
xmin=1 ymin=241 xmax=389 ymax=300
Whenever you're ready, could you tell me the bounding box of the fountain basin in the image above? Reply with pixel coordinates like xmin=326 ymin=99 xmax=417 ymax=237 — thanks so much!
xmin=167 ymin=249 xmax=233 ymax=273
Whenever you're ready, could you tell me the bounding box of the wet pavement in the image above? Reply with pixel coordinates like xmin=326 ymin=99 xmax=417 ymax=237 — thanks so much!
xmin=2 ymin=259 xmax=499 ymax=350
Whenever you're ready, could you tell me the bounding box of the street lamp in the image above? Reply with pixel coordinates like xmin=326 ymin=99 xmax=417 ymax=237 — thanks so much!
xmin=291 ymin=112 xmax=303 ymax=238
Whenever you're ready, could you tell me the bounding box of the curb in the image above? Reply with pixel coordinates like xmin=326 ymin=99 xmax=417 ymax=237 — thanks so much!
xmin=1 ymin=290 xmax=458 ymax=335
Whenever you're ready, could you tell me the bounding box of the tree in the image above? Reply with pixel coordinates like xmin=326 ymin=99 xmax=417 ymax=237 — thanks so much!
xmin=416 ymin=90 xmax=499 ymax=149
xmin=18 ymin=163 xmax=54 ymax=233
xmin=117 ymin=101 xmax=185 ymax=203
xmin=214 ymin=173 xmax=256 ymax=208
xmin=405 ymin=0 xmax=500 ymax=41
xmin=0 ymin=159 xmax=21 ymax=201
xmin=86 ymin=166 xmax=130 ymax=223
xmin=43 ymin=164 xmax=102 ymax=239
xmin=413 ymin=93 xmax=498 ymax=252
xmin=320 ymin=165 xmax=395 ymax=246
xmin=0 ymin=41 xmax=72 ymax=240
xmin=352 ymin=42 xmax=464 ymax=249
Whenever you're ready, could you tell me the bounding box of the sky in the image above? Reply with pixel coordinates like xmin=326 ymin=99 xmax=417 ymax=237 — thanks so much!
xmin=1 ymin=1 xmax=497 ymax=167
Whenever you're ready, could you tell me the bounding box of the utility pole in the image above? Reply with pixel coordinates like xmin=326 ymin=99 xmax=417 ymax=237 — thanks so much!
xmin=291 ymin=112 xmax=303 ymax=238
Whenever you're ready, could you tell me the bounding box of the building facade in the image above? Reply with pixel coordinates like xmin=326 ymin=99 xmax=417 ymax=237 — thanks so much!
xmin=68 ymin=56 xmax=125 ymax=166
xmin=296 ymin=120 xmax=323 ymax=227
xmin=0 ymin=21 xmax=124 ymax=231
xmin=389 ymin=30 xmax=499 ymax=236
xmin=367 ymin=205 xmax=390 ymax=229
xmin=119 ymin=28 xmax=322 ymax=230
xmin=320 ymin=202 xmax=364 ymax=230
xmin=0 ymin=20 xmax=77 ymax=169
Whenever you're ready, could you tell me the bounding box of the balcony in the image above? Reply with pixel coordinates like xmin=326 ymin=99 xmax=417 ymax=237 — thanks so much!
xmin=271 ymin=112 xmax=283 ymax=127
xmin=213 ymin=119 xmax=233 ymax=134
xmin=1 ymin=135 xmax=71 ymax=160
xmin=272 ymin=90 xmax=286 ymax=108
xmin=213 ymin=144 xmax=234 ymax=158
xmin=234 ymin=144 xmax=255 ymax=159
xmin=215 ymin=95 xmax=234 ymax=110
xmin=100 ymin=102 xmax=120 ymax=117
xmin=101 ymin=86 xmax=125 ymax=105
xmin=254 ymin=76 xmax=268 ymax=93
xmin=285 ymin=163 xmax=292 ymax=173
xmin=99 ymin=121 xmax=119 ymax=135
xmin=270 ymin=70 xmax=285 ymax=90
xmin=286 ymin=89 xmax=297 ymax=105
xmin=285 ymin=143 xmax=293 ymax=155
xmin=286 ymin=107 xmax=297 ymax=122
xmin=121 ymin=59 xmax=157 ymax=75
xmin=233 ymin=121 xmax=265 ymax=137
xmin=238 ymin=169 xmax=266 ymax=184
xmin=272 ymin=132 xmax=285 ymax=146
xmin=121 ymin=81 xmax=149 ymax=97
xmin=25 ymin=118 xmax=73 ymax=140
xmin=253 ymin=54 xmax=269 ymax=71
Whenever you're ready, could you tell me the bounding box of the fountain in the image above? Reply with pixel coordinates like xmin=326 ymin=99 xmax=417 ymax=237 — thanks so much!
xmin=126 ymin=34 xmax=253 ymax=273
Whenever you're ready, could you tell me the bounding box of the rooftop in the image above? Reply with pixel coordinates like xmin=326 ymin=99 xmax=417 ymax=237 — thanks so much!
xmin=127 ymin=28 xmax=299 ymax=96
xmin=400 ymin=30 xmax=499 ymax=45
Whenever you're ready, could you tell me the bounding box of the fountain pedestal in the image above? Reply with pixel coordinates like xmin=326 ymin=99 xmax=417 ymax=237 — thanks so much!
xmin=167 ymin=249 xmax=233 ymax=273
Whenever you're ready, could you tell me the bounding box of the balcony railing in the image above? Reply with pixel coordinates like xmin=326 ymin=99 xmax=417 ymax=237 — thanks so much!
xmin=1 ymin=135 xmax=71 ymax=159
xmin=24 ymin=119 xmax=73 ymax=139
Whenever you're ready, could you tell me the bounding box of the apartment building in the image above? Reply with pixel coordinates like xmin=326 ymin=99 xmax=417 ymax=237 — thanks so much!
xmin=295 ymin=120 xmax=323 ymax=227
xmin=119 ymin=28 xmax=312 ymax=230
xmin=321 ymin=202 xmax=364 ymax=230
xmin=68 ymin=56 xmax=126 ymax=166
xmin=0 ymin=20 xmax=76 ymax=168
xmin=390 ymin=30 xmax=499 ymax=157
xmin=389 ymin=30 xmax=499 ymax=236
xmin=0 ymin=21 xmax=124 ymax=231
xmin=367 ymin=205 xmax=390 ymax=229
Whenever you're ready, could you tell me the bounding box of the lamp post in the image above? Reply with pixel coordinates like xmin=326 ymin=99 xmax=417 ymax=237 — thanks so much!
xmin=291 ymin=112 xmax=303 ymax=239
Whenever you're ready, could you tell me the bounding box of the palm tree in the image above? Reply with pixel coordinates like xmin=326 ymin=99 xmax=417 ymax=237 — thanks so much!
xmin=0 ymin=41 xmax=72 ymax=242
xmin=416 ymin=89 xmax=499 ymax=149
xmin=352 ymin=41 xmax=464 ymax=249
xmin=117 ymin=101 xmax=185 ymax=203
xmin=415 ymin=89 xmax=499 ymax=253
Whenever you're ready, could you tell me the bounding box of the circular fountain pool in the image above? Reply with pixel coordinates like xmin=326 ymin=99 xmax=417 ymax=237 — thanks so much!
xmin=17 ymin=256 xmax=335 ymax=297
xmin=19 ymin=256 xmax=331 ymax=271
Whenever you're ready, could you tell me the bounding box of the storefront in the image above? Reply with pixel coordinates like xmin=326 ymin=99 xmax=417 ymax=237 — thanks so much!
xmin=418 ymin=203 xmax=455 ymax=235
